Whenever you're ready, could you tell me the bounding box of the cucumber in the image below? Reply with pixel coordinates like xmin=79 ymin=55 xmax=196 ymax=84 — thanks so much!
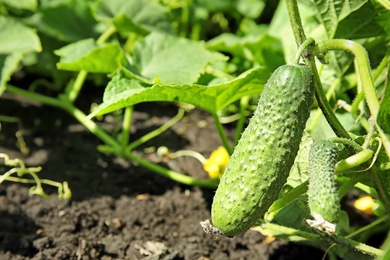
xmin=307 ymin=140 xmax=340 ymax=227
xmin=208 ymin=64 xmax=314 ymax=237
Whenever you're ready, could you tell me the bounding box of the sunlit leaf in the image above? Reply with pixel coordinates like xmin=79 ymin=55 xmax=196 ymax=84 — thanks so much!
xmin=0 ymin=16 xmax=41 ymax=54
xmin=88 ymin=66 xmax=270 ymax=118
xmin=2 ymin=0 xmax=37 ymax=10
xmin=55 ymin=39 xmax=124 ymax=73
xmin=0 ymin=53 xmax=24 ymax=96
xmin=96 ymin=0 xmax=173 ymax=35
xmin=129 ymin=32 xmax=227 ymax=84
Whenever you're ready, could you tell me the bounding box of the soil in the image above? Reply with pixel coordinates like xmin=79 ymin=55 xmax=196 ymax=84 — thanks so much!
xmin=0 ymin=89 xmax=332 ymax=260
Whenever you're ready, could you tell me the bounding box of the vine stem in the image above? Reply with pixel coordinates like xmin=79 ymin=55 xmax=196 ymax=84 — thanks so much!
xmin=254 ymin=222 xmax=384 ymax=257
xmin=285 ymin=0 xmax=350 ymax=139
xmin=63 ymin=25 xmax=116 ymax=103
xmin=127 ymin=108 xmax=185 ymax=151
xmin=315 ymin=40 xmax=379 ymax=119
xmin=5 ymin=85 xmax=218 ymax=188
xmin=316 ymin=40 xmax=390 ymax=160
xmin=285 ymin=0 xmax=306 ymax=46
xmin=120 ymin=106 xmax=133 ymax=147
xmin=212 ymin=112 xmax=233 ymax=155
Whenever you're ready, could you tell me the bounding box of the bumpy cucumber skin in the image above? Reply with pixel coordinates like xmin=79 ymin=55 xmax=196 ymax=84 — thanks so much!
xmin=308 ymin=140 xmax=339 ymax=223
xmin=211 ymin=64 xmax=314 ymax=236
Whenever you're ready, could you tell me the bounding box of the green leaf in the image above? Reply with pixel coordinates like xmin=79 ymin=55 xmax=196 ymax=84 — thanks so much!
xmin=207 ymin=31 xmax=285 ymax=71
xmin=286 ymin=131 xmax=313 ymax=189
xmin=0 ymin=16 xmax=41 ymax=54
xmin=0 ymin=53 xmax=24 ymax=96
xmin=55 ymin=39 xmax=124 ymax=73
xmin=237 ymin=0 xmax=266 ymax=18
xmin=88 ymin=66 xmax=270 ymax=118
xmin=307 ymin=111 xmax=361 ymax=140
xmin=334 ymin=2 xmax=385 ymax=39
xmin=372 ymin=0 xmax=390 ymax=37
xmin=38 ymin=0 xmax=98 ymax=42
xmin=2 ymin=0 xmax=37 ymax=10
xmin=378 ymin=85 xmax=390 ymax=134
xmin=309 ymin=0 xmax=382 ymax=39
xmin=130 ymin=32 xmax=227 ymax=84
xmin=96 ymin=0 xmax=174 ymax=36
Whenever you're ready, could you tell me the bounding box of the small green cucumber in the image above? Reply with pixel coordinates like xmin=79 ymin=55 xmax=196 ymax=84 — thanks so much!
xmin=307 ymin=140 xmax=340 ymax=224
xmin=209 ymin=64 xmax=314 ymax=237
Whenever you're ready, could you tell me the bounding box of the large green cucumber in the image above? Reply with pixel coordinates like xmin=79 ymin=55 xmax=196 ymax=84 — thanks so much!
xmin=210 ymin=64 xmax=314 ymax=237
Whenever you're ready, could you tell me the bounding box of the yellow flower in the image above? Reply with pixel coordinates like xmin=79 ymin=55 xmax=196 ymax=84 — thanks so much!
xmin=354 ymin=195 xmax=374 ymax=215
xmin=203 ymin=146 xmax=230 ymax=179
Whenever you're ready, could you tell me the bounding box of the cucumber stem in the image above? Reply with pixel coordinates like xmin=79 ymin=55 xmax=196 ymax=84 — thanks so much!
xmin=293 ymin=38 xmax=315 ymax=64
xmin=212 ymin=112 xmax=233 ymax=155
xmin=286 ymin=0 xmax=350 ymax=139
xmin=315 ymin=40 xmax=379 ymax=119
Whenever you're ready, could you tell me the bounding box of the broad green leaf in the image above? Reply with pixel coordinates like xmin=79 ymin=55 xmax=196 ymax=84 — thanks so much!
xmin=23 ymin=34 xmax=72 ymax=89
xmin=88 ymin=67 xmax=270 ymax=118
xmin=0 ymin=16 xmax=41 ymax=54
xmin=38 ymin=0 xmax=98 ymax=42
xmin=96 ymin=0 xmax=173 ymax=35
xmin=334 ymin=2 xmax=385 ymax=39
xmin=237 ymin=0 xmax=266 ymax=18
xmin=286 ymin=131 xmax=313 ymax=189
xmin=3 ymin=0 xmax=37 ymax=10
xmin=378 ymin=84 xmax=390 ymax=134
xmin=307 ymin=110 xmax=361 ymax=140
xmin=372 ymin=0 xmax=390 ymax=37
xmin=309 ymin=0 xmax=372 ymax=39
xmin=130 ymin=32 xmax=227 ymax=84
xmin=55 ymin=39 xmax=124 ymax=73
xmin=195 ymin=0 xmax=237 ymax=11
xmin=0 ymin=53 xmax=24 ymax=96
xmin=207 ymin=31 xmax=285 ymax=71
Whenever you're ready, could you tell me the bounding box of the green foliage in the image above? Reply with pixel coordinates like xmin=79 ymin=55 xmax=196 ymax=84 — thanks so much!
xmin=1 ymin=0 xmax=390 ymax=257
xmin=55 ymin=39 xmax=124 ymax=73
xmin=211 ymin=64 xmax=314 ymax=236
xmin=89 ymin=67 xmax=269 ymax=117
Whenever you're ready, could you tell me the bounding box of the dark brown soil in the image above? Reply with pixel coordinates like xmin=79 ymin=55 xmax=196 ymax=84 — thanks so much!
xmin=0 ymin=91 xmax=328 ymax=259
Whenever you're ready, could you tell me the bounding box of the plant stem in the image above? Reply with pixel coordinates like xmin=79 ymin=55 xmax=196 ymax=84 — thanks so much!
xmin=96 ymin=25 xmax=116 ymax=45
xmin=123 ymin=150 xmax=218 ymax=188
xmin=255 ymin=222 xmax=384 ymax=257
xmin=7 ymin=85 xmax=65 ymax=109
xmin=311 ymin=63 xmax=351 ymax=138
xmin=63 ymin=26 xmax=116 ymax=103
xmin=285 ymin=0 xmax=350 ymax=139
xmin=127 ymin=108 xmax=185 ymax=151
xmin=120 ymin=106 xmax=133 ymax=147
xmin=316 ymin=40 xmax=380 ymax=119
xmin=212 ymin=112 xmax=233 ymax=155
xmin=293 ymin=38 xmax=315 ymax=64
xmin=307 ymin=77 xmax=341 ymax=133
xmin=65 ymin=70 xmax=88 ymax=103
xmin=285 ymin=0 xmax=306 ymax=47
xmin=234 ymin=96 xmax=249 ymax=146
xmin=265 ymin=181 xmax=308 ymax=221
xmin=6 ymin=86 xmax=216 ymax=187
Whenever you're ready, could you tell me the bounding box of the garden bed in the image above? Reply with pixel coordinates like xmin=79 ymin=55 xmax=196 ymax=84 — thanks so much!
xmin=0 ymin=93 xmax=326 ymax=259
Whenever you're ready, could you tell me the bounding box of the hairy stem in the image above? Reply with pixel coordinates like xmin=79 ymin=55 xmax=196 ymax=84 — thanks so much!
xmin=286 ymin=0 xmax=350 ymax=138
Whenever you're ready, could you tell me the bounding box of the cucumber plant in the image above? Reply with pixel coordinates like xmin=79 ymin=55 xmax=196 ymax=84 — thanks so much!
xmin=202 ymin=0 xmax=390 ymax=258
xmin=204 ymin=64 xmax=314 ymax=237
